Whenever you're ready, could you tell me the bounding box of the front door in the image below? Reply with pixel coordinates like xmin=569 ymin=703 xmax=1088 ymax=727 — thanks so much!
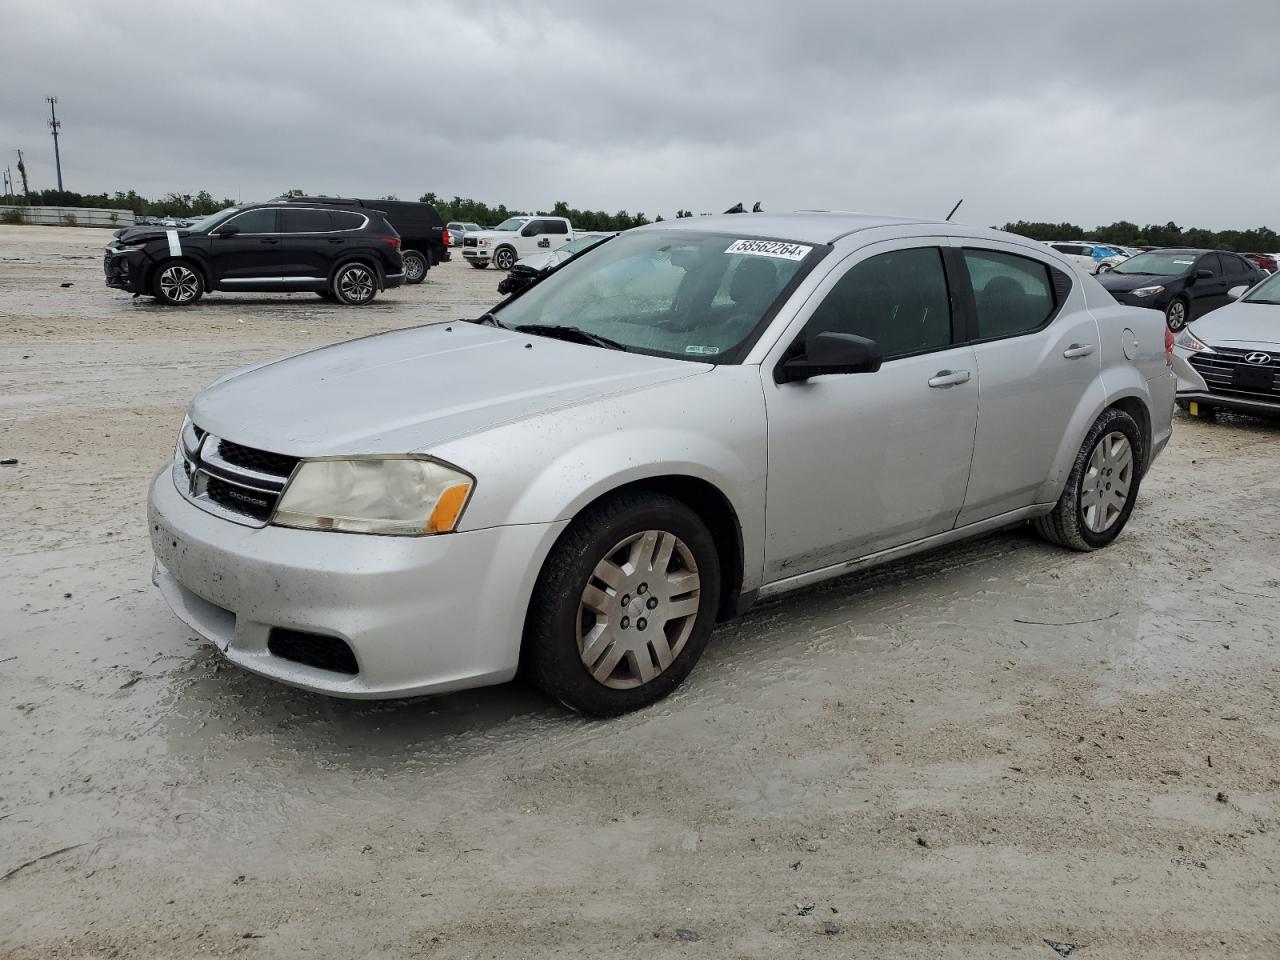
xmin=951 ymin=242 xmax=1105 ymax=525
xmin=762 ymin=241 xmax=979 ymax=582
xmin=207 ymin=207 xmax=281 ymax=284
xmin=1188 ymin=253 xmax=1229 ymax=318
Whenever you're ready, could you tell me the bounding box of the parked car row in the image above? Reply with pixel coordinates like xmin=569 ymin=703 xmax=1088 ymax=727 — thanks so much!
xmin=1095 ymin=249 xmax=1266 ymax=331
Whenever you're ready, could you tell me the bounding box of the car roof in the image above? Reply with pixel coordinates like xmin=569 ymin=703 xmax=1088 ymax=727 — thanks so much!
xmin=632 ymin=211 xmax=975 ymax=245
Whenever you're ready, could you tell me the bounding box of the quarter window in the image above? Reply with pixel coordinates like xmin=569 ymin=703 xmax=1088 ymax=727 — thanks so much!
xmin=330 ymin=211 xmax=365 ymax=231
xmin=223 ymin=208 xmax=278 ymax=234
xmin=802 ymin=247 xmax=952 ymax=359
xmin=281 ymin=209 xmax=332 ymax=233
xmin=963 ymin=249 xmax=1056 ymax=340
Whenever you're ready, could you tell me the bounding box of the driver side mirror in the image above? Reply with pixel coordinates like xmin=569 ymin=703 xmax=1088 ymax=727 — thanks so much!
xmin=213 ymin=225 xmax=240 ymax=238
xmin=1194 ymin=268 xmax=1213 ymax=280
xmin=775 ymin=332 xmax=883 ymax=384
xmin=1228 ymin=285 xmax=1249 ymax=300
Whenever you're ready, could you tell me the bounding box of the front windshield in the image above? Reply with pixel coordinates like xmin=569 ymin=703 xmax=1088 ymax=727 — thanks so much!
xmin=1243 ymin=272 xmax=1280 ymax=305
xmin=1111 ymin=251 xmax=1199 ymax=275
xmin=494 ymin=217 xmax=527 ymax=232
xmin=495 ymin=230 xmax=820 ymax=361
xmin=188 ymin=207 xmax=239 ymax=233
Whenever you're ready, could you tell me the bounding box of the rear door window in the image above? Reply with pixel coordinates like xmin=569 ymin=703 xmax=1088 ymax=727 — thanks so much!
xmin=963 ymin=249 xmax=1057 ymax=340
xmin=545 ymin=220 xmax=569 ymax=235
xmin=281 ymin=209 xmax=332 ymax=233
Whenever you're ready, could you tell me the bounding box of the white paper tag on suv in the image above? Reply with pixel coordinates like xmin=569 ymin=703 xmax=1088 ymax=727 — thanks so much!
xmin=725 ymin=239 xmax=812 ymax=261
xmin=166 ymin=230 xmax=182 ymax=257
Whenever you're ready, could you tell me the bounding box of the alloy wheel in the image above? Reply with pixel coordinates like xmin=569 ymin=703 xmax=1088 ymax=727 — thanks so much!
xmin=404 ymin=255 xmax=424 ymax=281
xmin=339 ymin=266 xmax=374 ymax=302
xmin=1166 ymin=300 xmax=1187 ymax=331
xmin=1080 ymin=431 xmax=1133 ymax=533
xmin=576 ymin=529 xmax=701 ymax=689
xmin=159 ymin=265 xmax=199 ymax=303
xmin=495 ymin=248 xmax=515 ymax=270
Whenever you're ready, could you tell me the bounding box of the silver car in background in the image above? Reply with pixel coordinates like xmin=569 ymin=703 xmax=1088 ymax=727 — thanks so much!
xmin=446 ymin=221 xmax=481 ymax=246
xmin=1172 ymin=270 xmax=1280 ymax=417
xmin=148 ymin=213 xmax=1174 ymax=716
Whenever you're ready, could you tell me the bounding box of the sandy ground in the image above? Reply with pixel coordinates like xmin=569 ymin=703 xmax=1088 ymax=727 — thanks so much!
xmin=1 ymin=223 xmax=1278 ymax=959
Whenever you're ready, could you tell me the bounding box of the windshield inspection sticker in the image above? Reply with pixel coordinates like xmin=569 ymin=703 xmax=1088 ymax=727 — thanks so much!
xmin=725 ymin=239 xmax=812 ymax=261
xmin=685 ymin=345 xmax=721 ymax=356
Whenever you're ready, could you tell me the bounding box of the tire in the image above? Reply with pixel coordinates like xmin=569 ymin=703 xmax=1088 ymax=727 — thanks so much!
xmin=493 ymin=246 xmax=517 ymax=271
xmin=1165 ymin=297 xmax=1190 ymax=332
xmin=470 ymin=261 xmax=489 ymax=270
xmin=402 ymin=250 xmax=428 ymax=285
xmin=524 ymin=491 xmax=721 ymax=717
xmin=331 ymin=262 xmax=378 ymax=306
xmin=1096 ymin=262 xmax=1113 ymax=273
xmin=151 ymin=261 xmax=204 ymax=305
xmin=1033 ymin=407 xmax=1143 ymax=552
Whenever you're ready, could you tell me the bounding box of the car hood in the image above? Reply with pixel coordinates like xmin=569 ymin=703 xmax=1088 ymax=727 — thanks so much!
xmin=467 ymin=229 xmax=520 ymax=243
xmin=1096 ymin=271 xmax=1180 ymax=292
xmin=1188 ymin=301 xmax=1280 ymax=349
xmin=111 ymin=225 xmax=191 ymax=244
xmin=189 ymin=322 xmax=707 ymax=456
xmin=511 ymin=251 xmax=562 ymax=272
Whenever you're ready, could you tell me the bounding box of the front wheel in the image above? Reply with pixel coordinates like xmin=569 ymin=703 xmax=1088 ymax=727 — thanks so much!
xmin=493 ymin=247 xmax=516 ymax=271
xmin=524 ymin=492 xmax=721 ymax=716
xmin=151 ymin=261 xmax=204 ymax=305
xmin=1033 ymin=407 xmax=1143 ymax=551
xmin=332 ymin=262 xmax=378 ymax=305
xmin=1165 ymin=298 xmax=1189 ymax=332
xmin=402 ymin=250 xmax=428 ymax=284
xmin=469 ymin=260 xmax=489 ymax=270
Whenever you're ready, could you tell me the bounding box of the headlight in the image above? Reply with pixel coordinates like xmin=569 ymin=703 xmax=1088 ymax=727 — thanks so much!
xmin=1174 ymin=328 xmax=1211 ymax=352
xmin=273 ymin=457 xmax=474 ymax=536
xmin=1130 ymin=285 xmax=1165 ymax=298
xmin=478 ymin=239 xmax=491 ymax=247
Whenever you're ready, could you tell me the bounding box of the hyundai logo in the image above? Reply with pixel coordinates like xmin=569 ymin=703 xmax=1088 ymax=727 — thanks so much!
xmin=1245 ymin=352 xmax=1273 ymax=365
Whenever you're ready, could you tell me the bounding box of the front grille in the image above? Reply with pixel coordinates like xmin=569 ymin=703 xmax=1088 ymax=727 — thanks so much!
xmin=268 ymin=628 xmax=359 ymax=675
xmin=1189 ymin=347 xmax=1280 ymax=401
xmin=176 ymin=429 xmax=296 ymax=526
xmin=463 ymin=237 xmax=478 ymax=247
xmin=217 ymin=439 xmax=300 ymax=478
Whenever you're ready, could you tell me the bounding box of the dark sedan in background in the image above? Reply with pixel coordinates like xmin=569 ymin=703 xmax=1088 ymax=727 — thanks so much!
xmin=1097 ymin=249 xmax=1265 ymax=331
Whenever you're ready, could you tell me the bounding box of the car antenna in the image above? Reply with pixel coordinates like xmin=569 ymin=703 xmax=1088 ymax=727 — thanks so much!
xmin=945 ymin=199 xmax=964 ymax=222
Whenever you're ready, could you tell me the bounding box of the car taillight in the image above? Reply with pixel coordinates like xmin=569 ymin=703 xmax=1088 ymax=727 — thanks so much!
xmin=441 ymin=229 xmax=450 ymax=246
xmin=381 ymin=236 xmax=401 ymax=250
xmin=1164 ymin=327 xmax=1175 ymax=366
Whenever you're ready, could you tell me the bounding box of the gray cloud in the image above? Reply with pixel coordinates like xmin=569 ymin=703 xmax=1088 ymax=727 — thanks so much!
xmin=4 ymin=0 xmax=1278 ymax=229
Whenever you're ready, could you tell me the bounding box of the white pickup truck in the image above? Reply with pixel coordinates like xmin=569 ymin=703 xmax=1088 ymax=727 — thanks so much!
xmin=461 ymin=216 xmax=575 ymax=270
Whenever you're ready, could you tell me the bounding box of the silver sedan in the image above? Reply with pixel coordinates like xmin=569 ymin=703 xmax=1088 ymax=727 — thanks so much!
xmin=1172 ymin=271 xmax=1280 ymax=418
xmin=148 ymin=213 xmax=1174 ymax=715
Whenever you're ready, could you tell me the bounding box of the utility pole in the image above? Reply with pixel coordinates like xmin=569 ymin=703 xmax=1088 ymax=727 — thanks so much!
xmin=3 ymin=167 xmax=12 ymax=198
xmin=47 ymin=96 xmax=63 ymax=192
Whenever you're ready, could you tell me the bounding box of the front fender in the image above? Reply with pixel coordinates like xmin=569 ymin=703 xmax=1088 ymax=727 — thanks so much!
xmin=437 ymin=368 xmax=769 ymax=591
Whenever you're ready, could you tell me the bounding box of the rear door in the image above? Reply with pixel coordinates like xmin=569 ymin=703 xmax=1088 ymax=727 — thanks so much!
xmin=952 ymin=242 xmax=1105 ymax=525
xmin=279 ymin=208 xmax=336 ymax=282
xmin=207 ymin=207 xmax=281 ymax=284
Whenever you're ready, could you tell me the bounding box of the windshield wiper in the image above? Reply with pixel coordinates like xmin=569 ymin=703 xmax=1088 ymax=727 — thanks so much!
xmin=512 ymin=324 xmax=627 ymax=351
xmin=461 ymin=312 xmax=504 ymax=327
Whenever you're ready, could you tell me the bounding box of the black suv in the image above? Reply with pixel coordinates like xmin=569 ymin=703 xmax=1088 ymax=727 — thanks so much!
xmin=103 ymin=202 xmax=405 ymax=306
xmin=280 ymin=197 xmax=449 ymax=283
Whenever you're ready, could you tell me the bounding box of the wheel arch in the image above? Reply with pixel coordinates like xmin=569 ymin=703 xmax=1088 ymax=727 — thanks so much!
xmin=1036 ymin=378 xmax=1154 ymax=503
xmin=144 ymin=254 xmax=211 ymax=291
xmin=493 ymin=243 xmax=518 ymax=266
xmin=328 ymin=253 xmax=385 ymax=289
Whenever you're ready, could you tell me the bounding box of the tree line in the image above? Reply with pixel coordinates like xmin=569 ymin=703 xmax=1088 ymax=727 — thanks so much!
xmin=6 ymin=188 xmax=1277 ymax=251
xmin=999 ymin=220 xmax=1280 ymax=254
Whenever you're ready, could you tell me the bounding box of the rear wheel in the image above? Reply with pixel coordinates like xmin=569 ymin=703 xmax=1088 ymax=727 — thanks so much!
xmin=524 ymin=491 xmax=721 ymax=716
xmin=1033 ymin=407 xmax=1143 ymax=551
xmin=493 ymin=246 xmax=517 ymax=271
xmin=1165 ymin=297 xmax=1190 ymax=331
xmin=151 ymin=261 xmax=204 ymax=305
xmin=402 ymin=250 xmax=428 ymax=284
xmin=332 ymin=262 xmax=377 ymax=305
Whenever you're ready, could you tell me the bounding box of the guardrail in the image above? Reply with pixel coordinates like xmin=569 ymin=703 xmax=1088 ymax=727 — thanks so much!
xmin=0 ymin=205 xmax=136 ymax=227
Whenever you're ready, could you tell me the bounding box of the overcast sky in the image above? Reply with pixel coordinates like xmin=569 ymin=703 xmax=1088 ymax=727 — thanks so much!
xmin=4 ymin=0 xmax=1278 ymax=229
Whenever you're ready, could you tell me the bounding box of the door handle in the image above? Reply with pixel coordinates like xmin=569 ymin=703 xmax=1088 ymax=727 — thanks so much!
xmin=928 ymin=369 xmax=971 ymax=388
xmin=327 ymin=237 xmax=345 ymax=243
xmin=258 ymin=238 xmax=279 ymax=245
xmin=1062 ymin=343 xmax=1095 ymax=358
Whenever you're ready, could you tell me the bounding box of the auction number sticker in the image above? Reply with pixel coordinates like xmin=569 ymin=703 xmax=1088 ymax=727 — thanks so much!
xmin=725 ymin=239 xmax=812 ymax=261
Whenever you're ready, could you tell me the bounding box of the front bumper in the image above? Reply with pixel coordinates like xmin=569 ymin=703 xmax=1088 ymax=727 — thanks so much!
xmin=103 ymin=248 xmax=150 ymax=293
xmin=462 ymin=247 xmax=490 ymax=264
xmin=148 ymin=468 xmax=568 ymax=698
xmin=1171 ymin=347 xmax=1280 ymax=415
